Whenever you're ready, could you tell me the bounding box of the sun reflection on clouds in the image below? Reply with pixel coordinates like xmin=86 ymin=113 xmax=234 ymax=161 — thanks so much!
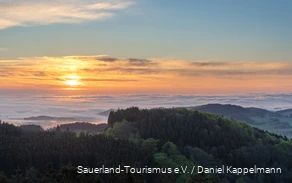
xmin=63 ymin=75 xmax=82 ymax=87
xmin=0 ymin=55 xmax=292 ymax=94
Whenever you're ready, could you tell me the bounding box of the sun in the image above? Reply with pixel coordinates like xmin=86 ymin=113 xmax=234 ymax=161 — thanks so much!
xmin=64 ymin=75 xmax=81 ymax=87
xmin=66 ymin=79 xmax=80 ymax=86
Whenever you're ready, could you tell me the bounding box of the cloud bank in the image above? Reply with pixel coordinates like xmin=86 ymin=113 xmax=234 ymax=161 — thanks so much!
xmin=2 ymin=93 xmax=292 ymax=129
xmin=0 ymin=0 xmax=134 ymax=29
xmin=0 ymin=55 xmax=292 ymax=94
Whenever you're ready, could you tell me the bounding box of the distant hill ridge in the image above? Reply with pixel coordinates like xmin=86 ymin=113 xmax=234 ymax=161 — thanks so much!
xmin=187 ymin=104 xmax=292 ymax=137
xmin=24 ymin=115 xmax=77 ymax=121
xmin=50 ymin=122 xmax=107 ymax=133
xmin=276 ymin=108 xmax=292 ymax=117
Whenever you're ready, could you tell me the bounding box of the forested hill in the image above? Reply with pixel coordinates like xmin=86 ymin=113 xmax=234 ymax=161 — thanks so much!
xmin=107 ymin=107 xmax=292 ymax=182
xmin=1 ymin=107 xmax=292 ymax=182
xmin=107 ymin=107 xmax=291 ymax=155
xmin=277 ymin=108 xmax=292 ymax=117
xmin=188 ymin=104 xmax=268 ymax=124
xmin=108 ymin=107 xmax=258 ymax=153
xmin=187 ymin=104 xmax=292 ymax=138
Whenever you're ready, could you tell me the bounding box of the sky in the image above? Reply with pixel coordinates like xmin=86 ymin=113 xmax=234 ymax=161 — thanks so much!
xmin=0 ymin=0 xmax=292 ymax=95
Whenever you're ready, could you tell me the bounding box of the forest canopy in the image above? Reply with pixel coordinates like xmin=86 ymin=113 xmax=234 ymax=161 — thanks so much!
xmin=0 ymin=107 xmax=292 ymax=183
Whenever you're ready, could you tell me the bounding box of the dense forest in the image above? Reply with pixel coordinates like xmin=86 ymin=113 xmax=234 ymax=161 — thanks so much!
xmin=1 ymin=107 xmax=292 ymax=182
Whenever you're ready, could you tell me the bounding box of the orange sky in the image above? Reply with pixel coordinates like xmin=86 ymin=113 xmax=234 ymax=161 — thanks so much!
xmin=0 ymin=55 xmax=292 ymax=95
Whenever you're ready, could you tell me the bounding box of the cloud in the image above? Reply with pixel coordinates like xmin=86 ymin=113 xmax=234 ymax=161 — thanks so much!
xmin=191 ymin=61 xmax=227 ymax=67
xmin=1 ymin=55 xmax=292 ymax=94
xmin=81 ymin=78 xmax=138 ymax=82
xmin=0 ymin=0 xmax=134 ymax=29
xmin=85 ymin=2 xmax=134 ymax=10
xmin=87 ymin=67 xmax=161 ymax=75
xmin=61 ymin=55 xmax=118 ymax=62
xmin=128 ymin=58 xmax=153 ymax=66
xmin=33 ymin=72 xmax=47 ymax=77
xmin=98 ymin=57 xmax=118 ymax=62
xmin=36 ymin=55 xmax=292 ymax=77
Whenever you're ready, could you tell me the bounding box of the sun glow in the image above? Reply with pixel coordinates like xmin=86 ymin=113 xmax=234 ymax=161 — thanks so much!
xmin=1 ymin=56 xmax=292 ymax=94
xmin=64 ymin=75 xmax=81 ymax=87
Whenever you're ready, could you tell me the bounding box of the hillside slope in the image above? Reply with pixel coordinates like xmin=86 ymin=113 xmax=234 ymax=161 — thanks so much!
xmin=1 ymin=108 xmax=292 ymax=183
xmin=187 ymin=104 xmax=292 ymax=137
xmin=107 ymin=107 xmax=292 ymax=182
